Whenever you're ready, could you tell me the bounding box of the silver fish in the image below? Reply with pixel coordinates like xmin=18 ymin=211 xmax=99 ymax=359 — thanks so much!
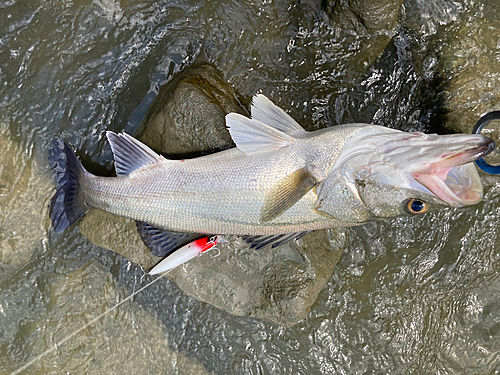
xmin=49 ymin=95 xmax=494 ymax=253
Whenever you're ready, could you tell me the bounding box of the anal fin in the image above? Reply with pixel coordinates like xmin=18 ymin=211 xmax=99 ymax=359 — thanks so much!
xmin=136 ymin=221 xmax=202 ymax=258
xmin=242 ymin=231 xmax=312 ymax=250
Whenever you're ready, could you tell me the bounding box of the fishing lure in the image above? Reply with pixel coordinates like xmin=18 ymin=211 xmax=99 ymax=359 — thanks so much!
xmin=149 ymin=235 xmax=223 ymax=275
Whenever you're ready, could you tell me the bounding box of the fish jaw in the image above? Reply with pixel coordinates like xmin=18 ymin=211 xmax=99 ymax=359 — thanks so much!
xmin=403 ymin=134 xmax=495 ymax=206
xmin=328 ymin=129 xmax=495 ymax=219
xmin=413 ymin=163 xmax=481 ymax=206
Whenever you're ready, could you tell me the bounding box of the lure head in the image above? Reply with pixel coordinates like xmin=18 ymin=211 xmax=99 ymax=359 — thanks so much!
xmin=315 ymin=126 xmax=495 ymax=222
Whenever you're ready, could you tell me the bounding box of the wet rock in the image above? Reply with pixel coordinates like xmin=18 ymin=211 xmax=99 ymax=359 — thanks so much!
xmin=438 ymin=6 xmax=500 ymax=134
xmin=23 ymin=261 xmax=209 ymax=374
xmin=170 ymin=230 xmax=344 ymax=327
xmin=324 ymin=0 xmax=403 ymax=34
xmin=79 ymin=63 xmax=344 ymax=326
xmin=78 ymin=208 xmax=161 ymax=270
xmin=134 ymin=63 xmax=249 ymax=156
xmin=0 ymin=124 xmax=53 ymax=279
xmin=322 ymin=0 xmax=403 ymax=80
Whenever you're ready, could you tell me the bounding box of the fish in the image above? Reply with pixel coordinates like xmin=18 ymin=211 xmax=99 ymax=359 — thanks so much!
xmin=48 ymin=94 xmax=495 ymax=255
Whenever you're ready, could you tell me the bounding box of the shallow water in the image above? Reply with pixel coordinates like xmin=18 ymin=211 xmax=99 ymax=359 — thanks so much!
xmin=1 ymin=0 xmax=500 ymax=373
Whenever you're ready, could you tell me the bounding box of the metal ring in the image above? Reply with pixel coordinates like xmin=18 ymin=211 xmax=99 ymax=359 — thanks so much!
xmin=472 ymin=111 xmax=500 ymax=175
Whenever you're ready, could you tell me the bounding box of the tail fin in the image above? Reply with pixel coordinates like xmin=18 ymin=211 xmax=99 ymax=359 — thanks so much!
xmin=48 ymin=138 xmax=88 ymax=232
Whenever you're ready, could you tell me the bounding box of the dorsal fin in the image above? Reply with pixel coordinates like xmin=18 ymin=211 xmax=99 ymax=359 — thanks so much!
xmin=251 ymin=94 xmax=306 ymax=135
xmin=106 ymin=132 xmax=162 ymax=176
xmin=226 ymin=113 xmax=297 ymax=154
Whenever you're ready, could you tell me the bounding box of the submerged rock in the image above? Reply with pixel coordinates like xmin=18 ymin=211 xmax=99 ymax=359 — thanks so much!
xmin=438 ymin=3 xmax=500 ymax=134
xmin=79 ymin=63 xmax=344 ymax=326
xmin=324 ymin=0 xmax=402 ymax=34
xmin=0 ymin=124 xmax=53 ymax=281
xmin=78 ymin=209 xmax=160 ymax=270
xmin=24 ymin=261 xmax=209 ymax=374
xmin=322 ymin=0 xmax=404 ymax=83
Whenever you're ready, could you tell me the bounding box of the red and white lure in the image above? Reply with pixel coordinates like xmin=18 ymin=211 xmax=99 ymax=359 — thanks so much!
xmin=149 ymin=235 xmax=224 ymax=275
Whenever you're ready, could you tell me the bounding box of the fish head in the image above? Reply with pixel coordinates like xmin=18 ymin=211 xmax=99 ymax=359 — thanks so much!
xmin=315 ymin=127 xmax=495 ymax=222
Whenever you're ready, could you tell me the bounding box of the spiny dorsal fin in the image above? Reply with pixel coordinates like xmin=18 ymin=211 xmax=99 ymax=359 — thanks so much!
xmin=260 ymin=167 xmax=317 ymax=223
xmin=251 ymin=94 xmax=306 ymax=135
xmin=106 ymin=132 xmax=163 ymax=176
xmin=226 ymin=113 xmax=297 ymax=154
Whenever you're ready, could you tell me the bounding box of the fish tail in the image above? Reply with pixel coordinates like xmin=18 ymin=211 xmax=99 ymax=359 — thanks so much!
xmin=48 ymin=138 xmax=89 ymax=232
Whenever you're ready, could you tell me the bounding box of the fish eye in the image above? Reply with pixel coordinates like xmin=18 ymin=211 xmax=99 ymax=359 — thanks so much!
xmin=404 ymin=198 xmax=430 ymax=215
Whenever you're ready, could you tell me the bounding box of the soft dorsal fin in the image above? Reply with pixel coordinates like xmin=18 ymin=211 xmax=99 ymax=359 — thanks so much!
xmin=106 ymin=131 xmax=162 ymax=176
xmin=251 ymin=94 xmax=306 ymax=135
xmin=226 ymin=113 xmax=297 ymax=154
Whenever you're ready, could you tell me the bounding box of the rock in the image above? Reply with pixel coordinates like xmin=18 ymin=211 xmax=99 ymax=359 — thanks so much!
xmin=0 ymin=123 xmax=53 ymax=281
xmin=438 ymin=7 xmax=500 ymax=134
xmin=170 ymin=229 xmax=344 ymax=327
xmin=25 ymin=261 xmax=209 ymax=374
xmin=134 ymin=63 xmax=249 ymax=156
xmin=323 ymin=0 xmax=403 ymax=34
xmin=322 ymin=0 xmax=403 ymax=80
xmin=78 ymin=208 xmax=161 ymax=270
xmin=79 ymin=63 xmax=344 ymax=326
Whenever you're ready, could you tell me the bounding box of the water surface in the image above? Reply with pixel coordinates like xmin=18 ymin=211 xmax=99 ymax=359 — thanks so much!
xmin=1 ymin=0 xmax=500 ymax=373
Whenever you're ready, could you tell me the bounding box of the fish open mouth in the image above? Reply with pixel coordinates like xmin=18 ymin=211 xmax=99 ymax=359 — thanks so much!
xmin=334 ymin=127 xmax=495 ymax=208
xmin=411 ymin=136 xmax=495 ymax=206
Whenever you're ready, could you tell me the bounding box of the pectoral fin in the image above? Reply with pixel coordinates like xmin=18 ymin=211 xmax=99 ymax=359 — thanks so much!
xmin=260 ymin=167 xmax=316 ymax=223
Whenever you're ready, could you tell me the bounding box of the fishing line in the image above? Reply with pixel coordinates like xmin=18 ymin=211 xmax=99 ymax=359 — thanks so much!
xmin=12 ymin=235 xmax=225 ymax=373
xmin=10 ymin=272 xmax=166 ymax=375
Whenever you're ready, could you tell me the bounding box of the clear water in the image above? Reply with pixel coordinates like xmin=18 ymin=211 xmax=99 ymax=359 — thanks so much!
xmin=1 ymin=0 xmax=500 ymax=373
